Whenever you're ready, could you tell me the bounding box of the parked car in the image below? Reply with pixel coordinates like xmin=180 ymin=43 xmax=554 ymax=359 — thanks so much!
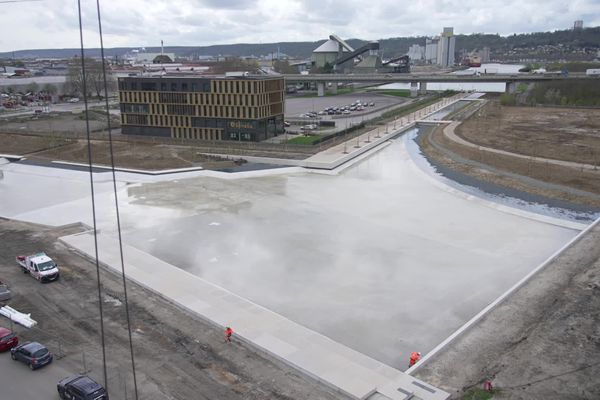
xmin=57 ymin=375 xmax=109 ymax=400
xmin=10 ymin=341 xmax=53 ymax=370
xmin=0 ymin=327 xmax=18 ymax=352
xmin=283 ymin=121 xmax=290 ymax=127
xmin=369 ymin=102 xmax=375 ymax=106
xmin=342 ymin=110 xmax=351 ymax=114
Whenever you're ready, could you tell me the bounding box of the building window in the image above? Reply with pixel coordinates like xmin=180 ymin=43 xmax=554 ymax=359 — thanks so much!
xmin=141 ymin=82 xmax=156 ymax=91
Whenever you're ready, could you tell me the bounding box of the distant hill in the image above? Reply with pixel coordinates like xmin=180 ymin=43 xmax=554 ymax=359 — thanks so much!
xmin=1 ymin=27 xmax=598 ymax=60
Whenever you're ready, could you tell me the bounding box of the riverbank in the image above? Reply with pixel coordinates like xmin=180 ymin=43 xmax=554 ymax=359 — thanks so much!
xmin=413 ymin=217 xmax=600 ymax=400
xmin=417 ymin=101 xmax=600 ymax=211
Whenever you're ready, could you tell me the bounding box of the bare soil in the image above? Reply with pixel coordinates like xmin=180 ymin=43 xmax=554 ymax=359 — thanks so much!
xmin=29 ymin=140 xmax=241 ymax=171
xmin=0 ymin=218 xmax=348 ymax=400
xmin=421 ymin=125 xmax=600 ymax=208
xmin=419 ymin=102 xmax=600 ymax=208
xmin=414 ymin=220 xmax=600 ymax=400
xmin=0 ymin=133 xmax=74 ymax=155
xmin=0 ymin=112 xmax=117 ymax=135
xmin=456 ymin=103 xmax=600 ymax=166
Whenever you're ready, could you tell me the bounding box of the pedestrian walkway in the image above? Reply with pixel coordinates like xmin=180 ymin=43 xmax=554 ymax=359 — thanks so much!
xmin=60 ymin=231 xmax=450 ymax=400
xmin=443 ymin=121 xmax=600 ymax=172
xmin=303 ymin=94 xmax=467 ymax=170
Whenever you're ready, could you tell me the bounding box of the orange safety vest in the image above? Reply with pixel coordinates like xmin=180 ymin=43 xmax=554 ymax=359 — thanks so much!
xmin=409 ymin=352 xmax=421 ymax=366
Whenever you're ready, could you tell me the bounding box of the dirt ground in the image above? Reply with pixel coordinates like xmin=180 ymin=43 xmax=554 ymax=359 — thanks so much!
xmin=0 ymin=133 xmax=74 ymax=156
xmin=29 ymin=139 xmax=243 ymax=171
xmin=414 ymin=220 xmax=600 ymax=400
xmin=456 ymin=102 xmax=600 ymax=166
xmin=0 ymin=218 xmax=348 ymax=400
xmin=0 ymin=112 xmax=117 ymax=135
xmin=419 ymin=102 xmax=600 ymax=209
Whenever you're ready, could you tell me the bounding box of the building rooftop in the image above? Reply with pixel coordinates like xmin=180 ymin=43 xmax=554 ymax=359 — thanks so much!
xmin=313 ymin=39 xmax=349 ymax=53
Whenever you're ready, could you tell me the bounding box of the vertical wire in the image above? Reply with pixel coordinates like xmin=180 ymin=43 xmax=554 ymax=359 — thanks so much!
xmin=77 ymin=0 xmax=108 ymax=390
xmin=94 ymin=0 xmax=139 ymax=398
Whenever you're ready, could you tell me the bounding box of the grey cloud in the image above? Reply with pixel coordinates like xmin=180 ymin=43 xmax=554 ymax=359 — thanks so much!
xmin=1 ymin=0 xmax=599 ymax=52
xmin=198 ymin=0 xmax=258 ymax=9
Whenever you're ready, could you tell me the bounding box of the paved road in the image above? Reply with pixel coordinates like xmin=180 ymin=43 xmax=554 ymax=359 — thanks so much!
xmin=0 ymin=346 xmax=73 ymax=399
xmin=1 ymin=100 xmax=118 ymax=119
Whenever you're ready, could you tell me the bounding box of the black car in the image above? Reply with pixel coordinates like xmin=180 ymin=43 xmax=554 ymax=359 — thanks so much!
xmin=57 ymin=375 xmax=109 ymax=400
xmin=10 ymin=341 xmax=53 ymax=370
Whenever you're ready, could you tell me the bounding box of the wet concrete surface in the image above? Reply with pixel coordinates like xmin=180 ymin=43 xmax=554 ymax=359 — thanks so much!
xmin=0 ymin=133 xmax=582 ymax=370
xmin=120 ymin=140 xmax=578 ymax=369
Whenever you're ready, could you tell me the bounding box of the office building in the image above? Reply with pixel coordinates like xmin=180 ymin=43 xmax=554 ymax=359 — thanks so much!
xmin=118 ymin=75 xmax=285 ymax=141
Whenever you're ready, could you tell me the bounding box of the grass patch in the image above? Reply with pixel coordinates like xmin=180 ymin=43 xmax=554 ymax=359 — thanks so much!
xmin=462 ymin=388 xmax=500 ymax=400
xmin=326 ymin=87 xmax=355 ymax=96
xmin=377 ymin=96 xmax=441 ymax=121
xmin=373 ymin=89 xmax=411 ymax=97
xmin=290 ymin=87 xmax=358 ymax=98
xmin=287 ymin=135 xmax=322 ymax=144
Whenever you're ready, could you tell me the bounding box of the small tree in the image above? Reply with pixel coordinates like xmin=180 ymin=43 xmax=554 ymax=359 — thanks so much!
xmin=499 ymin=94 xmax=516 ymax=106
xmin=273 ymin=59 xmax=297 ymax=74
xmin=65 ymin=57 xmax=116 ymax=98
xmin=25 ymin=82 xmax=39 ymax=93
xmin=42 ymin=83 xmax=58 ymax=94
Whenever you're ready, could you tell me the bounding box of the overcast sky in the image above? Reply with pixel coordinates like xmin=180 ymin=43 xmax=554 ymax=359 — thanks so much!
xmin=0 ymin=0 xmax=599 ymax=52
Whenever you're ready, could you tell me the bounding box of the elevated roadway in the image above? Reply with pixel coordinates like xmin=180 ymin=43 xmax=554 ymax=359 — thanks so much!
xmin=283 ymin=72 xmax=590 ymax=83
xmin=283 ymin=72 xmax=594 ymax=96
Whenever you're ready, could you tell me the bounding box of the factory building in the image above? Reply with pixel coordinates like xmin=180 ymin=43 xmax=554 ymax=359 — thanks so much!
xmin=437 ymin=27 xmax=456 ymax=67
xmin=311 ymin=38 xmax=351 ymax=69
xmin=425 ymin=37 xmax=439 ymax=64
xmin=407 ymin=44 xmax=425 ymax=62
xmin=118 ymin=75 xmax=285 ymax=142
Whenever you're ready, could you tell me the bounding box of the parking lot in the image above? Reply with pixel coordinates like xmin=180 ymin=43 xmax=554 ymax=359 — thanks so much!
xmin=285 ymin=92 xmax=405 ymax=119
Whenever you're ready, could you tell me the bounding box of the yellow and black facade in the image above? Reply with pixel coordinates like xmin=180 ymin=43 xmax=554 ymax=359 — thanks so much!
xmin=118 ymin=75 xmax=285 ymax=141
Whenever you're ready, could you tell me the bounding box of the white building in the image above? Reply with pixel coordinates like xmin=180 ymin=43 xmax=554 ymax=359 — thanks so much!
xmin=425 ymin=37 xmax=439 ymax=64
xmin=311 ymin=39 xmax=351 ymax=68
xmin=133 ymin=52 xmax=176 ymax=64
xmin=407 ymin=44 xmax=425 ymax=61
xmin=436 ymin=27 xmax=456 ymax=67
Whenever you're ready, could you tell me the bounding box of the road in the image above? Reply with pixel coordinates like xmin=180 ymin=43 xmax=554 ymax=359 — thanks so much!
xmin=0 ymin=350 xmax=74 ymax=399
xmin=1 ymin=100 xmax=118 ymax=119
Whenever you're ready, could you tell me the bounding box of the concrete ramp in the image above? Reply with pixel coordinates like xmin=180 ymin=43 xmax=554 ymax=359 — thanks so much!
xmin=60 ymin=231 xmax=449 ymax=400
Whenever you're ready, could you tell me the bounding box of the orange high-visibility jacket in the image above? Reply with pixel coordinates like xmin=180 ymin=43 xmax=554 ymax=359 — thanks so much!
xmin=409 ymin=352 xmax=421 ymax=365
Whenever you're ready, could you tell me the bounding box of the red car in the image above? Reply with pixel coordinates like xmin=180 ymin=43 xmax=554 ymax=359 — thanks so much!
xmin=0 ymin=327 xmax=19 ymax=351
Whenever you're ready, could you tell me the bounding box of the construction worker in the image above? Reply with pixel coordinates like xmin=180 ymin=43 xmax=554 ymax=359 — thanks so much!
xmin=483 ymin=379 xmax=493 ymax=392
xmin=408 ymin=351 xmax=421 ymax=368
xmin=225 ymin=326 xmax=233 ymax=343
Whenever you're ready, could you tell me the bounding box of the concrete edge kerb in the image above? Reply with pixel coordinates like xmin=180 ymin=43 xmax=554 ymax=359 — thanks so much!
xmin=406 ymin=214 xmax=600 ymax=375
xmin=403 ymin=134 xmax=589 ymax=230
xmin=58 ymin=232 xmax=362 ymax=400
xmin=51 ymin=160 xmax=205 ymax=175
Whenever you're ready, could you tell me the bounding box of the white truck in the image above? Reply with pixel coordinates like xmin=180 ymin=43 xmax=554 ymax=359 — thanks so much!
xmin=16 ymin=253 xmax=60 ymax=283
xmin=586 ymin=69 xmax=600 ymax=76
xmin=225 ymin=71 xmax=249 ymax=77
